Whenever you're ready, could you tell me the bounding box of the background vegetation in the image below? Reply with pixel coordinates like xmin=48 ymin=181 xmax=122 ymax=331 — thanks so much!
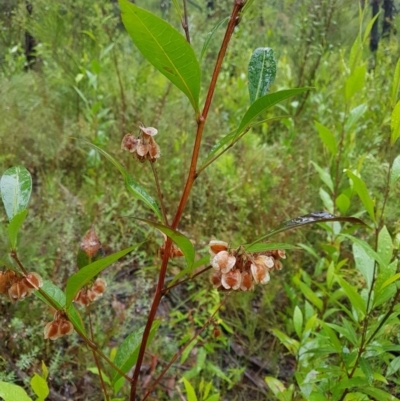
xmin=1 ymin=0 xmax=400 ymax=400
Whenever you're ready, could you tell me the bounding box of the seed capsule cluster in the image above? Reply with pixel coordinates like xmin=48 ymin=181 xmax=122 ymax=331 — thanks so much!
xmin=44 ymin=312 xmax=74 ymax=341
xmin=0 ymin=270 xmax=43 ymax=301
xmin=121 ymin=125 xmax=160 ymax=162
xmin=209 ymin=241 xmax=285 ymax=291
xmin=74 ymin=278 xmax=107 ymax=306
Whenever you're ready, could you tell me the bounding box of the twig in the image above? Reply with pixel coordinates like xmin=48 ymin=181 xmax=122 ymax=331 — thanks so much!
xmin=182 ymin=0 xmax=191 ymax=43
xmin=162 ymin=265 xmax=211 ymax=294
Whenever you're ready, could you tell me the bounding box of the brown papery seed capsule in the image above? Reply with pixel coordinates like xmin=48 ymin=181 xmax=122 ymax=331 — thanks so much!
xmin=240 ymin=271 xmax=254 ymax=291
xmin=210 ymin=271 xmax=222 ymax=288
xmin=221 ymin=270 xmax=242 ymax=290
xmin=212 ymin=251 xmax=236 ymax=274
xmin=44 ymin=321 xmax=60 ymax=340
xmin=92 ymin=278 xmax=107 ymax=295
xmin=8 ymin=281 xmax=29 ymax=300
xmin=59 ymin=319 xmax=74 ymax=336
xmin=209 ymin=240 xmax=229 ymax=256
xmin=24 ymin=272 xmax=43 ymax=290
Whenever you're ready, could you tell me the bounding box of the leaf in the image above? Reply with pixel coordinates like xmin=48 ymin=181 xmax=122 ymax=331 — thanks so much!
xmin=359 ymin=387 xmax=400 ymax=401
xmin=249 ymin=211 xmax=365 ymax=245
xmin=345 ymin=103 xmax=368 ymax=132
xmin=236 ymin=88 xmax=311 ymax=135
xmin=336 ymin=276 xmax=366 ymax=316
xmin=169 ymin=255 xmax=210 ymax=285
xmin=244 ymin=242 xmax=298 ymax=253
xmin=248 ymin=47 xmax=276 ymax=104
xmin=378 ymin=226 xmax=393 ymax=266
xmin=390 ymin=155 xmax=400 ymax=188
xmin=319 ymin=188 xmax=334 ymax=213
xmin=346 ymin=170 xmax=375 ymax=222
xmin=82 ymin=141 xmax=162 ymax=220
xmin=391 ymin=100 xmax=400 ymax=145
xmin=271 ymin=328 xmax=299 ymax=354
xmin=7 ymin=209 xmax=28 ymax=250
xmin=87 ymin=367 xmax=111 ymax=385
xmin=314 ymin=121 xmax=337 ymax=155
xmin=336 ymin=193 xmax=350 ymax=215
xmin=66 ymin=244 xmax=137 ymax=307
xmin=265 ymin=377 xmax=286 ymax=395
xmin=118 ymin=0 xmax=201 ymax=113
xmin=311 ymin=162 xmax=334 ymax=193
xmin=359 ymin=357 xmax=373 ymax=384
xmin=182 ymin=378 xmax=198 ymax=401
xmin=200 ymin=17 xmax=229 ymax=60
xmin=112 ymin=320 xmax=160 ymax=389
xmin=30 ymin=373 xmax=49 ymax=400
xmin=387 ymin=356 xmax=400 ymax=376
xmin=392 ymin=58 xmax=400 ymax=107
xmin=293 ymin=306 xmax=303 ymax=338
xmin=35 ymin=280 xmax=86 ymax=334
xmin=0 ymin=381 xmax=32 ymax=401
xmin=345 ymin=64 xmax=366 ymax=101
xmin=0 ymin=166 xmax=32 ymax=221
xmin=293 ymin=277 xmax=323 ymax=311
xmin=353 ymin=242 xmax=374 ymax=289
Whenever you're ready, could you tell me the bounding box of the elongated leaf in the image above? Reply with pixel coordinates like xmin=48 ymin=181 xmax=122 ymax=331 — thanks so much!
xmin=390 ymin=155 xmax=400 ymax=187
xmin=271 ymin=328 xmax=299 ymax=354
xmin=112 ymin=320 xmax=160 ymax=388
xmin=200 ymin=17 xmax=229 ymax=60
xmin=336 ymin=193 xmax=350 ymax=215
xmin=66 ymin=244 xmax=137 ymax=307
xmin=249 ymin=211 xmax=365 ymax=245
xmin=345 ymin=103 xmax=368 ymax=132
xmin=236 ymin=88 xmax=311 ymax=135
xmin=7 ymin=209 xmax=27 ymax=250
xmin=0 ymin=382 xmax=32 ymax=401
xmin=183 ymin=378 xmax=198 ymax=401
xmin=119 ymin=0 xmax=201 ymax=113
xmin=360 ymin=387 xmax=400 ymax=401
xmin=30 ymin=374 xmax=49 ymax=400
xmin=353 ymin=243 xmax=374 ymax=289
xmin=392 ymin=58 xmax=400 ymax=107
xmin=345 ymin=64 xmax=366 ymax=100
xmin=248 ymin=47 xmax=276 ymax=104
xmin=387 ymin=356 xmax=400 ymax=376
xmin=135 ymin=218 xmax=194 ymax=269
xmin=346 ymin=170 xmax=375 ymax=222
xmin=314 ymin=121 xmax=337 ymax=156
xmin=336 ymin=276 xmax=366 ymax=316
xmin=311 ymin=161 xmax=334 ymax=193
xmin=0 ymin=166 xmax=32 ymax=221
xmin=378 ymin=226 xmax=393 ymax=266
xmin=265 ymin=377 xmax=286 ymax=396
xmin=82 ymin=142 xmax=162 ymax=221
xmin=35 ymin=280 xmax=86 ymax=334
xmin=293 ymin=278 xmax=323 ymax=311
xmin=391 ymin=100 xmax=400 ymax=145
xmin=244 ymin=242 xmax=298 ymax=253
xmin=293 ymin=306 xmax=303 ymax=338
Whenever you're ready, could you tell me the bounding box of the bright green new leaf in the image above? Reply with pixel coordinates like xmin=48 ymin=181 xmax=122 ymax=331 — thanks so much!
xmin=314 ymin=121 xmax=337 ymax=155
xmin=0 ymin=382 xmax=32 ymax=401
xmin=0 ymin=166 xmax=32 ymax=221
xmin=295 ymin=279 xmax=323 ymax=311
xmin=41 ymin=361 xmax=48 ymax=381
xmin=312 ymin=161 xmax=334 ymax=193
xmin=135 ymin=218 xmax=195 ymax=269
xmin=293 ymin=306 xmax=303 ymax=338
xmin=83 ymin=142 xmax=162 ymax=221
xmin=392 ymin=58 xmax=400 ymax=107
xmin=390 ymin=155 xmax=400 ymax=187
xmin=391 ymin=100 xmax=400 ymax=145
xmin=112 ymin=320 xmax=160 ymax=389
xmin=66 ymin=244 xmax=137 ymax=307
xmin=353 ymin=243 xmax=374 ymax=289
xmin=345 ymin=103 xmax=368 ymax=132
xmin=30 ymin=373 xmax=49 ymax=400
xmin=248 ymin=47 xmax=277 ymax=104
xmin=319 ymin=188 xmax=334 ymax=213
xmin=345 ymin=64 xmax=366 ymax=101
xmin=378 ymin=226 xmax=393 ymax=266
xmin=7 ymin=209 xmax=27 ymax=250
xmin=336 ymin=276 xmax=366 ymax=316
xmin=336 ymin=193 xmax=350 ymax=215
xmin=87 ymin=367 xmax=111 ymax=385
xmin=182 ymin=378 xmax=198 ymax=401
xmin=271 ymin=328 xmax=299 ymax=354
xmin=119 ymin=0 xmax=201 ymax=113
xmin=35 ymin=280 xmax=86 ymax=334
xmin=236 ymin=88 xmax=310 ymax=135
xmin=200 ymin=17 xmax=229 ymax=60
xmin=345 ymin=170 xmax=375 ymax=222
xmin=265 ymin=377 xmax=286 ymax=396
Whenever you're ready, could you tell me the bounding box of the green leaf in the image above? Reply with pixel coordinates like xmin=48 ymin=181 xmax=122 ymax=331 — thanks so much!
xmin=353 ymin=242 xmax=374 ymax=289
xmin=378 ymin=226 xmax=393 ymax=266
xmin=336 ymin=193 xmax=351 ymax=215
xmin=345 ymin=64 xmax=366 ymax=100
xmin=320 ymin=321 xmax=342 ymax=352
xmin=345 ymin=170 xmax=375 ymax=222
xmin=293 ymin=306 xmax=303 ymax=338
xmin=391 ymin=100 xmax=400 ymax=145
xmin=390 ymin=155 xmax=400 ymax=188
xmin=30 ymin=373 xmax=49 ymax=400
xmin=87 ymin=367 xmax=111 ymax=385
xmin=82 ymin=142 xmax=162 ymax=221
xmin=271 ymin=328 xmax=299 ymax=354
xmin=0 ymin=382 xmax=32 ymax=401
xmin=387 ymin=356 xmax=400 ymax=376
xmin=319 ymin=187 xmax=334 ymax=213
xmin=35 ymin=280 xmax=86 ymax=335
xmin=345 ymin=103 xmax=368 ymax=132
xmin=336 ymin=276 xmax=366 ymax=316
xmin=359 ymin=387 xmax=400 ymax=401
xmin=182 ymin=378 xmax=198 ymax=401
xmin=66 ymin=244 xmax=137 ymax=307
xmin=248 ymin=47 xmax=276 ymax=104
xmin=236 ymin=88 xmax=311 ymax=135
xmin=392 ymin=58 xmax=400 ymax=107
xmin=311 ymin=162 xmax=334 ymax=193
xmin=265 ymin=377 xmax=286 ymax=396
xmin=118 ymin=0 xmax=201 ymax=113
xmin=293 ymin=278 xmax=323 ymax=311
xmin=359 ymin=357 xmax=373 ymax=384
xmin=314 ymin=121 xmax=337 ymax=155
xmin=112 ymin=320 xmax=160 ymax=389
xmin=0 ymin=166 xmax=32 ymax=221
xmin=41 ymin=361 xmax=48 ymax=381
xmin=244 ymin=242 xmax=298 ymax=253
xmin=135 ymin=218 xmax=195 ymax=269
xmin=7 ymin=209 xmax=28 ymax=250
xmin=200 ymin=17 xmax=229 ymax=60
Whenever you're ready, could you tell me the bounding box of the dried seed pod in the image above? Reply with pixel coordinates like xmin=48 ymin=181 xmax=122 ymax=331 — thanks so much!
xmin=139 ymin=125 xmax=158 ymax=137
xmin=59 ymin=319 xmax=74 ymax=336
xmin=209 ymin=240 xmax=228 ymax=256
xmin=74 ymin=289 xmax=90 ymax=306
xmin=255 ymin=255 xmax=275 ymax=269
xmin=80 ymin=226 xmax=102 ymax=259
xmin=44 ymin=321 xmax=60 ymax=340
xmin=91 ymin=278 xmax=107 ymax=295
xmin=0 ymin=270 xmax=18 ymax=295
xmin=250 ymin=262 xmax=270 ymax=284
xmin=121 ymin=134 xmax=140 ymax=153
xmin=211 ymin=251 xmax=236 ymax=274
xmin=8 ymin=281 xmax=30 ymax=301
xmin=210 ymin=271 xmax=222 ymax=288
xmin=240 ymin=271 xmax=254 ymax=291
xmin=274 ymin=259 xmax=283 ymax=270
xmin=87 ymin=289 xmax=98 ymax=302
xmin=221 ymin=270 xmax=242 ymax=290
xmin=23 ymin=272 xmax=43 ymax=290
